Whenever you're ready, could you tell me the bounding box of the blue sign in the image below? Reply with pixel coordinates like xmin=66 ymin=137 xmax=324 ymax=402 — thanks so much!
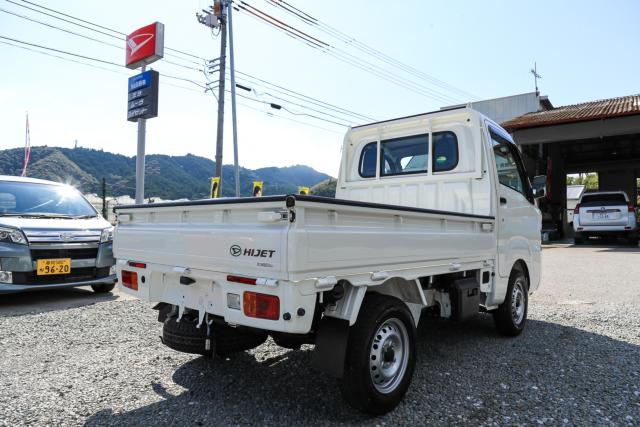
xmin=128 ymin=71 xmax=153 ymax=92
xmin=127 ymin=70 xmax=159 ymax=122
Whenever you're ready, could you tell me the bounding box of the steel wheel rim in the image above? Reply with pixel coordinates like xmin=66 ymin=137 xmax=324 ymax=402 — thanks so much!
xmin=511 ymin=279 xmax=526 ymax=325
xmin=369 ymin=317 xmax=409 ymax=394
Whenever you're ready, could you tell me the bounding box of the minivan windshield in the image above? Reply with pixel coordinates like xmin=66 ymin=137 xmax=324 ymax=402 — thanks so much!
xmin=0 ymin=181 xmax=97 ymax=218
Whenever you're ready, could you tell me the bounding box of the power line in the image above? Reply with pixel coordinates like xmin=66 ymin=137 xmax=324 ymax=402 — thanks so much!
xmin=235 ymin=1 xmax=463 ymax=104
xmin=0 ymin=39 xmax=204 ymax=96
xmin=265 ymin=0 xmax=480 ymax=101
xmin=0 ymin=34 xmax=352 ymax=130
xmin=2 ymin=0 xmax=372 ymax=123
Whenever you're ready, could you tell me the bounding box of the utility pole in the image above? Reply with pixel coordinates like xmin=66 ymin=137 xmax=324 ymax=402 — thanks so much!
xmin=198 ymin=2 xmax=228 ymax=196
xmin=227 ymin=2 xmax=240 ymax=197
xmin=215 ymin=18 xmax=227 ymax=185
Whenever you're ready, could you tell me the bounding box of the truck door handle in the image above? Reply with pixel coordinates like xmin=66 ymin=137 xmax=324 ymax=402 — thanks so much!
xmin=500 ymin=197 xmax=507 ymax=205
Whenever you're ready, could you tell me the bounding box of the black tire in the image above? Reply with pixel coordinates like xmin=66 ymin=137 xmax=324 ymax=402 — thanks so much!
xmin=493 ymin=266 xmax=528 ymax=337
xmin=163 ymin=317 xmax=211 ymax=356
xmin=91 ymin=283 xmax=115 ymax=293
xmin=340 ymin=293 xmax=416 ymax=415
xmin=214 ymin=324 xmax=268 ymax=357
xmin=162 ymin=316 xmax=268 ymax=357
xmin=573 ymin=233 xmax=583 ymax=245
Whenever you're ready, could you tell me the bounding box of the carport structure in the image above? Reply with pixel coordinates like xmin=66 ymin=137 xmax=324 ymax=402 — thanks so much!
xmin=502 ymin=94 xmax=640 ymax=238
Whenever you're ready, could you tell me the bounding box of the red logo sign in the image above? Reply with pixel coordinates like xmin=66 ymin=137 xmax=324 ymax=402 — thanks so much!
xmin=125 ymin=22 xmax=164 ymax=69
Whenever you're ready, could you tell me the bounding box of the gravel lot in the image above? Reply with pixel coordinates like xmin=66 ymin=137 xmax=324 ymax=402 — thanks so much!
xmin=1 ymin=244 xmax=639 ymax=426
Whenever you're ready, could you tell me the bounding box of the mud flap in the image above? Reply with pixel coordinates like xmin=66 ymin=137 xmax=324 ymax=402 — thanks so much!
xmin=311 ymin=317 xmax=350 ymax=378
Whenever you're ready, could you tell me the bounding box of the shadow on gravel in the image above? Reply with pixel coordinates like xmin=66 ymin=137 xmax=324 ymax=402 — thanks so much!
xmin=0 ymin=287 xmax=119 ymax=317
xmin=85 ymin=314 xmax=640 ymax=426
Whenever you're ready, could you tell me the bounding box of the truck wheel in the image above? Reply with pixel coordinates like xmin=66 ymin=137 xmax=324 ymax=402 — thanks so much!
xmin=340 ymin=293 xmax=416 ymax=415
xmin=214 ymin=324 xmax=268 ymax=357
xmin=162 ymin=316 xmax=268 ymax=357
xmin=162 ymin=317 xmax=211 ymax=356
xmin=493 ymin=267 xmax=528 ymax=337
xmin=91 ymin=283 xmax=115 ymax=293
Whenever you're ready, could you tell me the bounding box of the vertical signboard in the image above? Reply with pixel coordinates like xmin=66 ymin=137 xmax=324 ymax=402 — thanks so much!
xmin=127 ymin=70 xmax=159 ymax=122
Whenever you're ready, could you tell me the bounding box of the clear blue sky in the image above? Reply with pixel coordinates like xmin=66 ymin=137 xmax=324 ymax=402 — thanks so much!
xmin=1 ymin=0 xmax=638 ymax=176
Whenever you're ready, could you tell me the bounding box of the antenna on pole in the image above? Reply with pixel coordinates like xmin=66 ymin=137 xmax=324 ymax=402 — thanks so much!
xmin=530 ymin=62 xmax=542 ymax=95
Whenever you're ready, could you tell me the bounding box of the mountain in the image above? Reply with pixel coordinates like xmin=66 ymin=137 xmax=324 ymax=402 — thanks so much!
xmin=311 ymin=178 xmax=337 ymax=197
xmin=0 ymin=147 xmax=332 ymax=200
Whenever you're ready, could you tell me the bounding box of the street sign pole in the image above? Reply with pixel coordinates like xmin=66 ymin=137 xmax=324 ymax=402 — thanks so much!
xmin=135 ymin=65 xmax=147 ymax=204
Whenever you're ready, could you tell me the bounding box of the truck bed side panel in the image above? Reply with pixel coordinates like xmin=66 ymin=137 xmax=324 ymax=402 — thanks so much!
xmin=287 ymin=201 xmax=496 ymax=281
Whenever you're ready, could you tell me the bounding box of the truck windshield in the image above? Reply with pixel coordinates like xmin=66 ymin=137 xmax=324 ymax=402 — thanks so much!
xmin=0 ymin=181 xmax=97 ymax=218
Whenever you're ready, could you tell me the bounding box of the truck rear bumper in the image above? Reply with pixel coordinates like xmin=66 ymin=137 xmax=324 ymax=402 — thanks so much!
xmin=0 ymin=275 xmax=116 ymax=295
xmin=116 ymin=261 xmax=317 ymax=334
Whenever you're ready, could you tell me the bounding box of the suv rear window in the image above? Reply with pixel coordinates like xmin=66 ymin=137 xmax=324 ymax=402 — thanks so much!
xmin=580 ymin=193 xmax=627 ymax=206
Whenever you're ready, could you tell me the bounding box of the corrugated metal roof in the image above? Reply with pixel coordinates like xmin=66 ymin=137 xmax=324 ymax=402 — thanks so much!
xmin=502 ymin=94 xmax=640 ymax=130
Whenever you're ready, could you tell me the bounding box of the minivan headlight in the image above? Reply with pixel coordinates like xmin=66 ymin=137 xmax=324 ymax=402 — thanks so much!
xmin=100 ymin=227 xmax=114 ymax=243
xmin=0 ymin=227 xmax=28 ymax=245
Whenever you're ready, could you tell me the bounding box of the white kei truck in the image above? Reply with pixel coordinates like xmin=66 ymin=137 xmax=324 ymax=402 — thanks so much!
xmin=113 ymin=107 xmax=546 ymax=414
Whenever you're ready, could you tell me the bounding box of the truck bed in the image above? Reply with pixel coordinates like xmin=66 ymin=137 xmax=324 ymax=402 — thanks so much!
xmin=114 ymin=195 xmax=496 ymax=284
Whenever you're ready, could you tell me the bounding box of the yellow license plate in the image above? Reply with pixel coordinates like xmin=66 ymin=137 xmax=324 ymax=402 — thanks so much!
xmin=36 ymin=258 xmax=72 ymax=275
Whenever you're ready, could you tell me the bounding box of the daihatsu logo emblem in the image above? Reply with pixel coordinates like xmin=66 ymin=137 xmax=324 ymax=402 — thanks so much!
xmin=127 ymin=33 xmax=154 ymax=56
xmin=230 ymin=245 xmax=242 ymax=257
xmin=59 ymin=233 xmax=75 ymax=242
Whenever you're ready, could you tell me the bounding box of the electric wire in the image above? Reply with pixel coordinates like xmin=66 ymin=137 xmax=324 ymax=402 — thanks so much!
xmin=265 ymin=0 xmax=480 ymax=101
xmin=235 ymin=1 xmax=463 ymax=104
xmin=0 ymin=34 xmax=351 ymax=130
xmin=2 ymin=0 xmax=370 ymax=123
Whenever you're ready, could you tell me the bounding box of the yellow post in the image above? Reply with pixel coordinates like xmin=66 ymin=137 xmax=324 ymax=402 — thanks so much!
xmin=210 ymin=177 xmax=221 ymax=198
xmin=298 ymin=186 xmax=310 ymax=195
xmin=252 ymin=181 xmax=263 ymax=197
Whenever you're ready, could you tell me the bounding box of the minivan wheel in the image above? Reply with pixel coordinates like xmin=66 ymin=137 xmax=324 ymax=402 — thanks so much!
xmin=493 ymin=267 xmax=528 ymax=337
xmin=339 ymin=293 xmax=416 ymax=415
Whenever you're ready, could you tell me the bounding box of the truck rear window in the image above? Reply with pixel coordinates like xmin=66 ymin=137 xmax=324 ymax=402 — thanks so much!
xmin=358 ymin=131 xmax=458 ymax=178
xmin=580 ymin=193 xmax=627 ymax=206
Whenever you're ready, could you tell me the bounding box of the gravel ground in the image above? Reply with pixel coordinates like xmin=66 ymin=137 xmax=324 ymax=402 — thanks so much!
xmin=1 ymin=244 xmax=639 ymax=426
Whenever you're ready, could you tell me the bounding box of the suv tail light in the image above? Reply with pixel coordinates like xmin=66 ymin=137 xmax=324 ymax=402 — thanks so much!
xmin=629 ymin=203 xmax=635 ymax=213
xmin=574 ymin=204 xmax=581 ymax=215
xmin=243 ymin=291 xmax=279 ymax=320
xmin=122 ymin=270 xmax=138 ymax=290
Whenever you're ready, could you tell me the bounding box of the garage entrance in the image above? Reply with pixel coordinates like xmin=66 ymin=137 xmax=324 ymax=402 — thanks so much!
xmin=502 ymin=95 xmax=640 ymax=240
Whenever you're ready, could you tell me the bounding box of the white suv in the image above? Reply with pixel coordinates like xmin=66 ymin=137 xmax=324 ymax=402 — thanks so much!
xmin=573 ymin=191 xmax=638 ymax=245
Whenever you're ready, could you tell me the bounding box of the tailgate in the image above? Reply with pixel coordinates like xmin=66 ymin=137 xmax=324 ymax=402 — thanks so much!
xmin=578 ymin=204 xmax=628 ymax=226
xmin=113 ymin=198 xmax=291 ymax=279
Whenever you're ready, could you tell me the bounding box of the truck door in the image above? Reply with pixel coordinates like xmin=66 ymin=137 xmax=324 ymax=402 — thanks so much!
xmin=488 ymin=126 xmax=539 ymax=279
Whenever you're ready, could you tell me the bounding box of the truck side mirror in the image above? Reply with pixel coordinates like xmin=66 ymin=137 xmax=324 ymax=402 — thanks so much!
xmin=532 ymin=175 xmax=547 ymax=199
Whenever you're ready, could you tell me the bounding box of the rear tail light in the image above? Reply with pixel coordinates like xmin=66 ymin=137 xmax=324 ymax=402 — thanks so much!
xmin=128 ymin=261 xmax=146 ymax=269
xmin=243 ymin=291 xmax=279 ymax=320
xmin=227 ymin=275 xmax=257 ymax=285
xmin=629 ymin=203 xmax=635 ymax=213
xmin=122 ymin=270 xmax=138 ymax=290
xmin=574 ymin=204 xmax=581 ymax=214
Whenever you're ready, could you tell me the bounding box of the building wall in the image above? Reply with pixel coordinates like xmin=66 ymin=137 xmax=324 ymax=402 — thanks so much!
xmin=443 ymin=92 xmax=543 ymax=124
